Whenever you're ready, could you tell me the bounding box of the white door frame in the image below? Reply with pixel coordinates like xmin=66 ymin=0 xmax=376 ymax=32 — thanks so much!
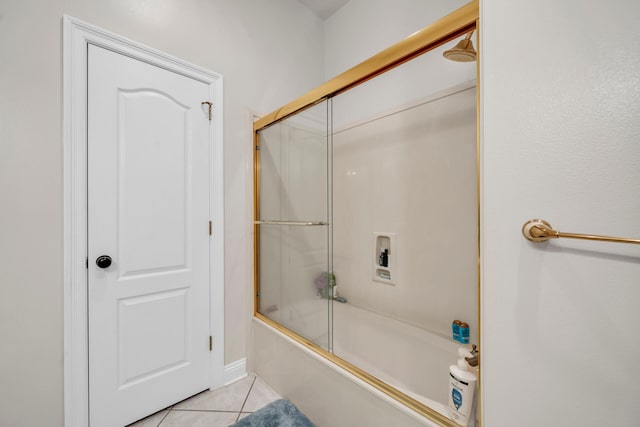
xmin=63 ymin=16 xmax=224 ymax=427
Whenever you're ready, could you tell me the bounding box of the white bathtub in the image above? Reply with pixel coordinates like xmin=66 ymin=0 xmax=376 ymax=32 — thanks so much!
xmin=265 ymin=298 xmax=470 ymax=420
xmin=332 ymin=301 xmax=463 ymax=418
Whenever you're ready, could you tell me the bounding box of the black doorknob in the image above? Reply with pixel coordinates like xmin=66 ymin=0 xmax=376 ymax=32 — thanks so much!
xmin=96 ymin=255 xmax=112 ymax=269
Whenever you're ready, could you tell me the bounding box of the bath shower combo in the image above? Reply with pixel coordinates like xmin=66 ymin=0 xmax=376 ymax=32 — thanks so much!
xmin=253 ymin=2 xmax=480 ymax=426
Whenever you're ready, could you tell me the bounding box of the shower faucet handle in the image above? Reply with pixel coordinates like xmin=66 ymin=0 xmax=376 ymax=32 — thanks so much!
xmin=465 ymin=344 xmax=479 ymax=367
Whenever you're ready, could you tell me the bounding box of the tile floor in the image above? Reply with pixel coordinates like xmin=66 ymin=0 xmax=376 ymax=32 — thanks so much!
xmin=128 ymin=373 xmax=281 ymax=427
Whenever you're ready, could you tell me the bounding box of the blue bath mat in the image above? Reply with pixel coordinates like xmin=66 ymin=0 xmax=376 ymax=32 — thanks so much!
xmin=230 ymin=399 xmax=315 ymax=427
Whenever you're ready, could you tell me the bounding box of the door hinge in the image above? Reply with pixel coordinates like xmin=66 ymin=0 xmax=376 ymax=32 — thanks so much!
xmin=209 ymin=336 xmax=213 ymax=351
xmin=201 ymin=101 xmax=213 ymax=121
xmin=85 ymin=257 xmax=88 ymax=269
xmin=209 ymin=221 xmax=212 ymax=236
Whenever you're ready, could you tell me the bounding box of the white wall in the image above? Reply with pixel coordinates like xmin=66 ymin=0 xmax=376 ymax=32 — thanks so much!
xmin=0 ymin=1 xmax=324 ymax=426
xmin=324 ymin=0 xmax=468 ymax=80
xmin=481 ymin=0 xmax=640 ymax=426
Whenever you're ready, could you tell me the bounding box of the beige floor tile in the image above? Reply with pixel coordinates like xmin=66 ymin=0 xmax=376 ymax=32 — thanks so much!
xmin=127 ymin=409 xmax=170 ymax=427
xmin=124 ymin=374 xmax=279 ymax=426
xmin=241 ymin=377 xmax=281 ymax=412
xmin=159 ymin=410 xmax=239 ymax=426
xmin=173 ymin=374 xmax=255 ymax=412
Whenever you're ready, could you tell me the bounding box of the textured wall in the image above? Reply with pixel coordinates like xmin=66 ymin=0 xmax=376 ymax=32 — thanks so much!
xmin=481 ymin=0 xmax=640 ymax=425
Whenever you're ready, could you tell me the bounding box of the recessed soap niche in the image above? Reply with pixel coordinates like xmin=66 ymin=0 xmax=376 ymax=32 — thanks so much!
xmin=373 ymin=232 xmax=396 ymax=285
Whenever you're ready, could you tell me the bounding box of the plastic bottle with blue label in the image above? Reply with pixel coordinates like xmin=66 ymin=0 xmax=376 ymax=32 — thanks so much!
xmin=452 ymin=320 xmax=462 ymax=342
xmin=448 ymin=348 xmax=477 ymax=426
xmin=459 ymin=322 xmax=470 ymax=344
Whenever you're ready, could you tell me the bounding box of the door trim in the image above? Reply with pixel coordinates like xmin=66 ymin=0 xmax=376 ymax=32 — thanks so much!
xmin=63 ymin=16 xmax=224 ymax=427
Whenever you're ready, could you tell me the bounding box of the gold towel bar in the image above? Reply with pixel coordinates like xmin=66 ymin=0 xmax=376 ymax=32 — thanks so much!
xmin=255 ymin=220 xmax=328 ymax=226
xmin=522 ymin=219 xmax=640 ymax=245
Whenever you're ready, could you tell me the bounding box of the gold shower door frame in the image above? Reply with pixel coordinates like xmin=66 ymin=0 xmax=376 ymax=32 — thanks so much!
xmin=253 ymin=2 xmax=480 ymax=426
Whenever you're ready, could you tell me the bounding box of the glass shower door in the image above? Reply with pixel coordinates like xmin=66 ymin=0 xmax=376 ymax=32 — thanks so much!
xmin=256 ymin=101 xmax=331 ymax=349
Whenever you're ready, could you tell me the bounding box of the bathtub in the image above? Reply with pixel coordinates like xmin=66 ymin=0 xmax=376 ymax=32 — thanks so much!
xmin=261 ymin=297 xmax=468 ymax=420
xmin=332 ymin=301 xmax=461 ymax=418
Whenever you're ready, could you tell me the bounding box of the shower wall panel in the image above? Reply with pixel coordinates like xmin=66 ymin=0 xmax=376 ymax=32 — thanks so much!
xmin=332 ymin=85 xmax=478 ymax=344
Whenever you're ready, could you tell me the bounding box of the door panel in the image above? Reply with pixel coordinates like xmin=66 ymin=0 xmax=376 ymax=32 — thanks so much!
xmin=88 ymin=44 xmax=210 ymax=427
xmin=117 ymin=89 xmax=190 ymax=276
xmin=117 ymin=288 xmax=189 ymax=387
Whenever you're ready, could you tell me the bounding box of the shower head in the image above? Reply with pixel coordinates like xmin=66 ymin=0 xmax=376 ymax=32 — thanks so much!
xmin=443 ymin=31 xmax=477 ymax=62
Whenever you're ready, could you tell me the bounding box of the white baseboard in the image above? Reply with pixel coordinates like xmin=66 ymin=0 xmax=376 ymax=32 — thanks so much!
xmin=224 ymin=358 xmax=248 ymax=385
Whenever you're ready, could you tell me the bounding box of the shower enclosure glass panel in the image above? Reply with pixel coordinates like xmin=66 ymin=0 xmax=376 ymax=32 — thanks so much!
xmin=253 ymin=7 xmax=479 ymax=422
xmin=256 ymin=101 xmax=331 ymax=349
xmin=330 ymin=37 xmax=477 ymax=412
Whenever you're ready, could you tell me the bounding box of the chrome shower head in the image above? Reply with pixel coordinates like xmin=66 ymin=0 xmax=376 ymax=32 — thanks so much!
xmin=443 ymin=31 xmax=477 ymax=62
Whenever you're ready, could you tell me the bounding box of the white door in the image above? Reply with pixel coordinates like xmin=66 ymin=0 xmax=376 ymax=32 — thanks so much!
xmin=88 ymin=44 xmax=211 ymax=427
